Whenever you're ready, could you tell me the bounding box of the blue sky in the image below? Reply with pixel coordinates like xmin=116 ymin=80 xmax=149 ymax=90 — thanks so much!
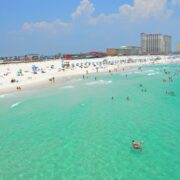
xmin=0 ymin=0 xmax=180 ymax=56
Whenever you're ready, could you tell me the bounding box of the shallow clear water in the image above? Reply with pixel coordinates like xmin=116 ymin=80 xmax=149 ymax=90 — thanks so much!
xmin=0 ymin=64 xmax=180 ymax=180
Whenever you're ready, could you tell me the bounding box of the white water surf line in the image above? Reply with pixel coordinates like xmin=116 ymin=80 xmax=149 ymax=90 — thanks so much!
xmin=11 ymin=102 xmax=22 ymax=108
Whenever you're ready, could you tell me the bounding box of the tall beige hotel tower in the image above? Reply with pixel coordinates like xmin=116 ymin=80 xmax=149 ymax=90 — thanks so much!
xmin=141 ymin=33 xmax=172 ymax=55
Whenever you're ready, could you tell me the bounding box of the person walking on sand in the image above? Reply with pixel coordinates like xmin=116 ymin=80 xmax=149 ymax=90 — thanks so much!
xmin=16 ymin=86 xmax=21 ymax=91
xmin=52 ymin=77 xmax=55 ymax=83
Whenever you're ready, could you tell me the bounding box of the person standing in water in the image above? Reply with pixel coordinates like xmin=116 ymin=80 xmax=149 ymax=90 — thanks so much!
xmin=132 ymin=140 xmax=143 ymax=151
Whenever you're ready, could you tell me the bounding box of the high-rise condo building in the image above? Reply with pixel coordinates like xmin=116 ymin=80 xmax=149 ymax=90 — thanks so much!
xmin=141 ymin=33 xmax=172 ymax=55
xmin=176 ymin=42 xmax=180 ymax=53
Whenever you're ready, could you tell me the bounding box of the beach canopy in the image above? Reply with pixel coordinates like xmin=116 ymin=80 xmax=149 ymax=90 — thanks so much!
xmin=32 ymin=65 xmax=38 ymax=70
xmin=32 ymin=65 xmax=38 ymax=73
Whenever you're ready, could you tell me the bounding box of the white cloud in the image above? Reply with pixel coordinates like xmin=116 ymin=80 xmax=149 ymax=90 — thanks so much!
xmin=72 ymin=0 xmax=95 ymax=19
xmin=89 ymin=13 xmax=119 ymax=25
xmin=89 ymin=0 xmax=172 ymax=24
xmin=120 ymin=0 xmax=170 ymax=20
xmin=22 ymin=19 xmax=71 ymax=34
xmin=72 ymin=0 xmax=120 ymax=25
xmin=22 ymin=0 xmax=175 ymax=32
xmin=22 ymin=0 xmax=95 ymax=33
xmin=172 ymin=0 xmax=180 ymax=5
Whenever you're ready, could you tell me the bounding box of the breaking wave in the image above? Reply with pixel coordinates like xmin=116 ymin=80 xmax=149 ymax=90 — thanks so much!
xmin=11 ymin=102 xmax=22 ymax=108
xmin=86 ymin=80 xmax=112 ymax=86
xmin=62 ymin=85 xmax=75 ymax=89
xmin=147 ymin=72 xmax=160 ymax=76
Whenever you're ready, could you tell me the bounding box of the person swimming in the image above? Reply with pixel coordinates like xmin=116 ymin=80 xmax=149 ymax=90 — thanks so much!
xmin=132 ymin=140 xmax=143 ymax=151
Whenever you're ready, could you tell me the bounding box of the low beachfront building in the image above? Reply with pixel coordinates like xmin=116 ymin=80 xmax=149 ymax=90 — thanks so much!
xmin=106 ymin=48 xmax=119 ymax=56
xmin=63 ymin=51 xmax=106 ymax=60
xmin=118 ymin=46 xmax=141 ymax=55
xmin=107 ymin=46 xmax=141 ymax=56
xmin=24 ymin=54 xmax=40 ymax=62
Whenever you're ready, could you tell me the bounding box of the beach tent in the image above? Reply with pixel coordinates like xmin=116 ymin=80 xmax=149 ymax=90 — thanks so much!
xmin=51 ymin=65 xmax=55 ymax=69
xmin=32 ymin=65 xmax=38 ymax=74
xmin=17 ymin=69 xmax=23 ymax=76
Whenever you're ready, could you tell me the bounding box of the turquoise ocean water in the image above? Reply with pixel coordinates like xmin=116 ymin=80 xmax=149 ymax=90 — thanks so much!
xmin=0 ymin=64 xmax=180 ymax=180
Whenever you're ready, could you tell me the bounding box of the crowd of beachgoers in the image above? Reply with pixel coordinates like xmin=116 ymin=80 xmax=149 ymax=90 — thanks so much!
xmin=0 ymin=55 xmax=179 ymax=93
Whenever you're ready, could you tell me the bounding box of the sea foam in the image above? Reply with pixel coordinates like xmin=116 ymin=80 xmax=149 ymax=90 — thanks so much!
xmin=86 ymin=80 xmax=112 ymax=86
xmin=62 ymin=85 xmax=75 ymax=89
xmin=0 ymin=94 xmax=5 ymax=98
xmin=0 ymin=93 xmax=14 ymax=98
xmin=147 ymin=72 xmax=160 ymax=76
xmin=11 ymin=102 xmax=22 ymax=108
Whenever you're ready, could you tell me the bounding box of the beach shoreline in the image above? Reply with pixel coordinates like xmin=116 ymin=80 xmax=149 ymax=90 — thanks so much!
xmin=0 ymin=56 xmax=179 ymax=94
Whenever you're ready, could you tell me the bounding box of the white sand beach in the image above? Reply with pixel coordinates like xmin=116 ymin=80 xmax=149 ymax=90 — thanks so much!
xmin=0 ymin=55 xmax=179 ymax=94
